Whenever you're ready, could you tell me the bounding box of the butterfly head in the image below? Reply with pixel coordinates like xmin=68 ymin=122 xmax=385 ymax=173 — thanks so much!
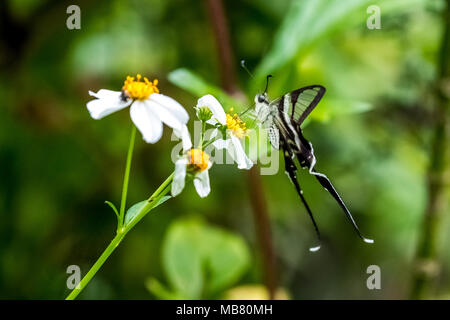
xmin=254 ymin=75 xmax=273 ymax=125
xmin=256 ymin=74 xmax=272 ymax=104
xmin=254 ymin=92 xmax=270 ymax=125
xmin=255 ymin=92 xmax=268 ymax=104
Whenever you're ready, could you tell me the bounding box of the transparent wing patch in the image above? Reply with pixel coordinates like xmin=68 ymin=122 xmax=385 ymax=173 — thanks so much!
xmin=268 ymin=125 xmax=279 ymax=149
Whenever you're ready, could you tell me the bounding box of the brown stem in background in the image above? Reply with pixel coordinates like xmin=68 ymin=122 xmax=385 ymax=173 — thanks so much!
xmin=204 ymin=0 xmax=239 ymax=95
xmin=204 ymin=0 xmax=277 ymax=299
xmin=247 ymin=166 xmax=277 ymax=299
xmin=410 ymin=0 xmax=450 ymax=299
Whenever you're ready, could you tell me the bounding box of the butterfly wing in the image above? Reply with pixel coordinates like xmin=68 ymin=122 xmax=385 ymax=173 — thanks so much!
xmin=266 ymin=85 xmax=326 ymax=166
xmin=270 ymin=84 xmax=373 ymax=244
xmin=267 ymin=124 xmax=279 ymax=149
xmin=281 ymin=142 xmax=321 ymax=252
xmin=271 ymin=85 xmax=326 ymax=128
xmin=290 ymin=85 xmax=326 ymax=126
xmin=266 ymin=87 xmax=325 ymax=250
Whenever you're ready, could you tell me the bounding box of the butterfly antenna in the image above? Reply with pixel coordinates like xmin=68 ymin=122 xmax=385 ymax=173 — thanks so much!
xmin=240 ymin=60 xmax=254 ymax=78
xmin=239 ymin=107 xmax=257 ymax=129
xmin=242 ymin=115 xmax=257 ymax=130
xmin=239 ymin=61 xmax=256 ymax=120
xmin=264 ymin=75 xmax=273 ymax=94
xmin=239 ymin=106 xmax=252 ymax=116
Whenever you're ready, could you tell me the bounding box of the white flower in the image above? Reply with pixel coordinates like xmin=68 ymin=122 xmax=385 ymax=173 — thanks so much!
xmin=87 ymin=74 xmax=189 ymax=143
xmin=196 ymin=94 xmax=253 ymax=170
xmin=172 ymin=132 xmax=212 ymax=198
xmin=173 ymin=124 xmax=192 ymax=151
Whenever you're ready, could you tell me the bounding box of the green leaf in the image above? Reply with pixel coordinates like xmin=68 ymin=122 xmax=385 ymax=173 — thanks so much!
xmin=153 ymin=195 xmax=171 ymax=209
xmin=308 ymin=98 xmax=374 ymax=123
xmin=254 ymin=0 xmax=428 ymax=84
xmin=202 ymin=227 xmax=250 ymax=294
xmin=124 ymin=196 xmax=171 ymax=226
xmin=124 ymin=201 xmax=147 ymax=226
xmin=168 ymin=68 xmax=245 ymax=108
xmin=104 ymin=201 xmax=119 ymax=220
xmin=254 ymin=0 xmax=323 ymax=80
xmin=145 ymin=278 xmax=185 ymax=300
xmin=161 ymin=218 xmax=250 ymax=299
xmin=162 ymin=219 xmax=204 ymax=299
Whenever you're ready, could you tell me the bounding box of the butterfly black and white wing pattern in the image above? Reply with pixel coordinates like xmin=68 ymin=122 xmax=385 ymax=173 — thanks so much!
xmin=254 ymin=84 xmax=373 ymax=252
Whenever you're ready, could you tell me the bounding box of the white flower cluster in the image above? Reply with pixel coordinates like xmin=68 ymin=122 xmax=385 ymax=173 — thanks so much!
xmin=87 ymin=75 xmax=253 ymax=198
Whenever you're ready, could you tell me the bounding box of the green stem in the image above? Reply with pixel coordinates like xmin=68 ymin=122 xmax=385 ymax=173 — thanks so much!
xmin=196 ymin=121 xmax=207 ymax=150
xmin=65 ymin=232 xmax=126 ymax=300
xmin=67 ymin=110 xmax=218 ymax=300
xmin=410 ymin=0 xmax=450 ymax=299
xmin=65 ymin=173 xmax=174 ymax=300
xmin=124 ymin=173 xmax=174 ymax=232
xmin=118 ymin=125 xmax=137 ymax=230
xmin=202 ymin=134 xmax=219 ymax=149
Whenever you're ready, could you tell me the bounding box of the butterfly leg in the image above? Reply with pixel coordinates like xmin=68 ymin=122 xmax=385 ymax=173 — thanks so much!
xmin=308 ymin=165 xmax=374 ymax=244
xmin=283 ymin=150 xmax=322 ymax=252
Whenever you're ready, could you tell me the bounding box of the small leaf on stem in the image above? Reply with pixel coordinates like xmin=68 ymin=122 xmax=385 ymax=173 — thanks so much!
xmin=105 ymin=201 xmax=120 ymax=220
xmin=124 ymin=196 xmax=172 ymax=226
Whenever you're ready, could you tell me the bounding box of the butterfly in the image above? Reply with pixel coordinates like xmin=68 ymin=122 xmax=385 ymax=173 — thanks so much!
xmin=254 ymin=76 xmax=373 ymax=251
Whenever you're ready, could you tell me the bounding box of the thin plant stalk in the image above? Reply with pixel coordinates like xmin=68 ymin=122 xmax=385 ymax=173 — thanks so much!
xmin=65 ymin=231 xmax=125 ymax=300
xmin=204 ymin=0 xmax=277 ymax=299
xmin=66 ymin=125 xmax=173 ymax=300
xmin=66 ymin=129 xmax=217 ymax=299
xmin=66 ymin=174 xmax=173 ymax=300
xmin=118 ymin=125 xmax=137 ymax=230
xmin=410 ymin=0 xmax=450 ymax=299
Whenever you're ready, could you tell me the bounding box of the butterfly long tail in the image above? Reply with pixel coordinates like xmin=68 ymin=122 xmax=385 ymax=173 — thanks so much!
xmin=284 ymin=152 xmax=322 ymax=252
xmin=310 ymin=169 xmax=374 ymax=244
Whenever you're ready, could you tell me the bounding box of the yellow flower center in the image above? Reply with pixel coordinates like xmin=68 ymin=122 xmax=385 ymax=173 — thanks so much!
xmin=122 ymin=74 xmax=159 ymax=100
xmin=187 ymin=149 xmax=210 ymax=172
xmin=226 ymin=112 xmax=248 ymax=139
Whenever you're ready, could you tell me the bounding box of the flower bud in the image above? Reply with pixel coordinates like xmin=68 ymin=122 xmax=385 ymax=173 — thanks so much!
xmin=196 ymin=106 xmax=213 ymax=122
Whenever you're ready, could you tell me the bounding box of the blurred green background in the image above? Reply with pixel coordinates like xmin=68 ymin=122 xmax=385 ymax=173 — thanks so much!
xmin=0 ymin=0 xmax=449 ymax=299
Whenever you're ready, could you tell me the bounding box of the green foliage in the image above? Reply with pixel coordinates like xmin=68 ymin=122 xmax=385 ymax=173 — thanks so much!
xmin=105 ymin=200 xmax=120 ymax=221
xmin=124 ymin=201 xmax=148 ymax=226
xmin=253 ymin=0 xmax=429 ymax=84
xmin=168 ymin=68 xmax=245 ymax=108
xmin=147 ymin=218 xmax=250 ymax=299
xmin=0 ymin=0 xmax=447 ymax=299
xmin=308 ymin=98 xmax=373 ymax=123
xmin=124 ymin=196 xmax=171 ymax=226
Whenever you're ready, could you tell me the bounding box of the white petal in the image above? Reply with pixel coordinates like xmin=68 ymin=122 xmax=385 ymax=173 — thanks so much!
xmin=88 ymin=89 xmax=120 ymax=100
xmin=210 ymin=128 xmax=221 ymax=139
xmin=86 ymin=90 xmax=131 ymax=119
xmin=206 ymin=118 xmax=218 ymax=126
xmin=172 ymin=158 xmax=188 ymax=197
xmin=149 ymin=93 xmax=189 ymax=124
xmin=193 ymin=170 xmax=211 ymax=198
xmin=173 ymin=125 xmax=192 ymax=151
xmin=212 ymin=138 xmax=229 ymax=150
xmin=129 ymin=101 xmax=163 ymax=143
xmin=197 ymin=94 xmax=226 ymax=125
xmin=146 ymin=98 xmax=184 ymax=131
xmin=230 ymin=135 xmax=253 ymax=170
